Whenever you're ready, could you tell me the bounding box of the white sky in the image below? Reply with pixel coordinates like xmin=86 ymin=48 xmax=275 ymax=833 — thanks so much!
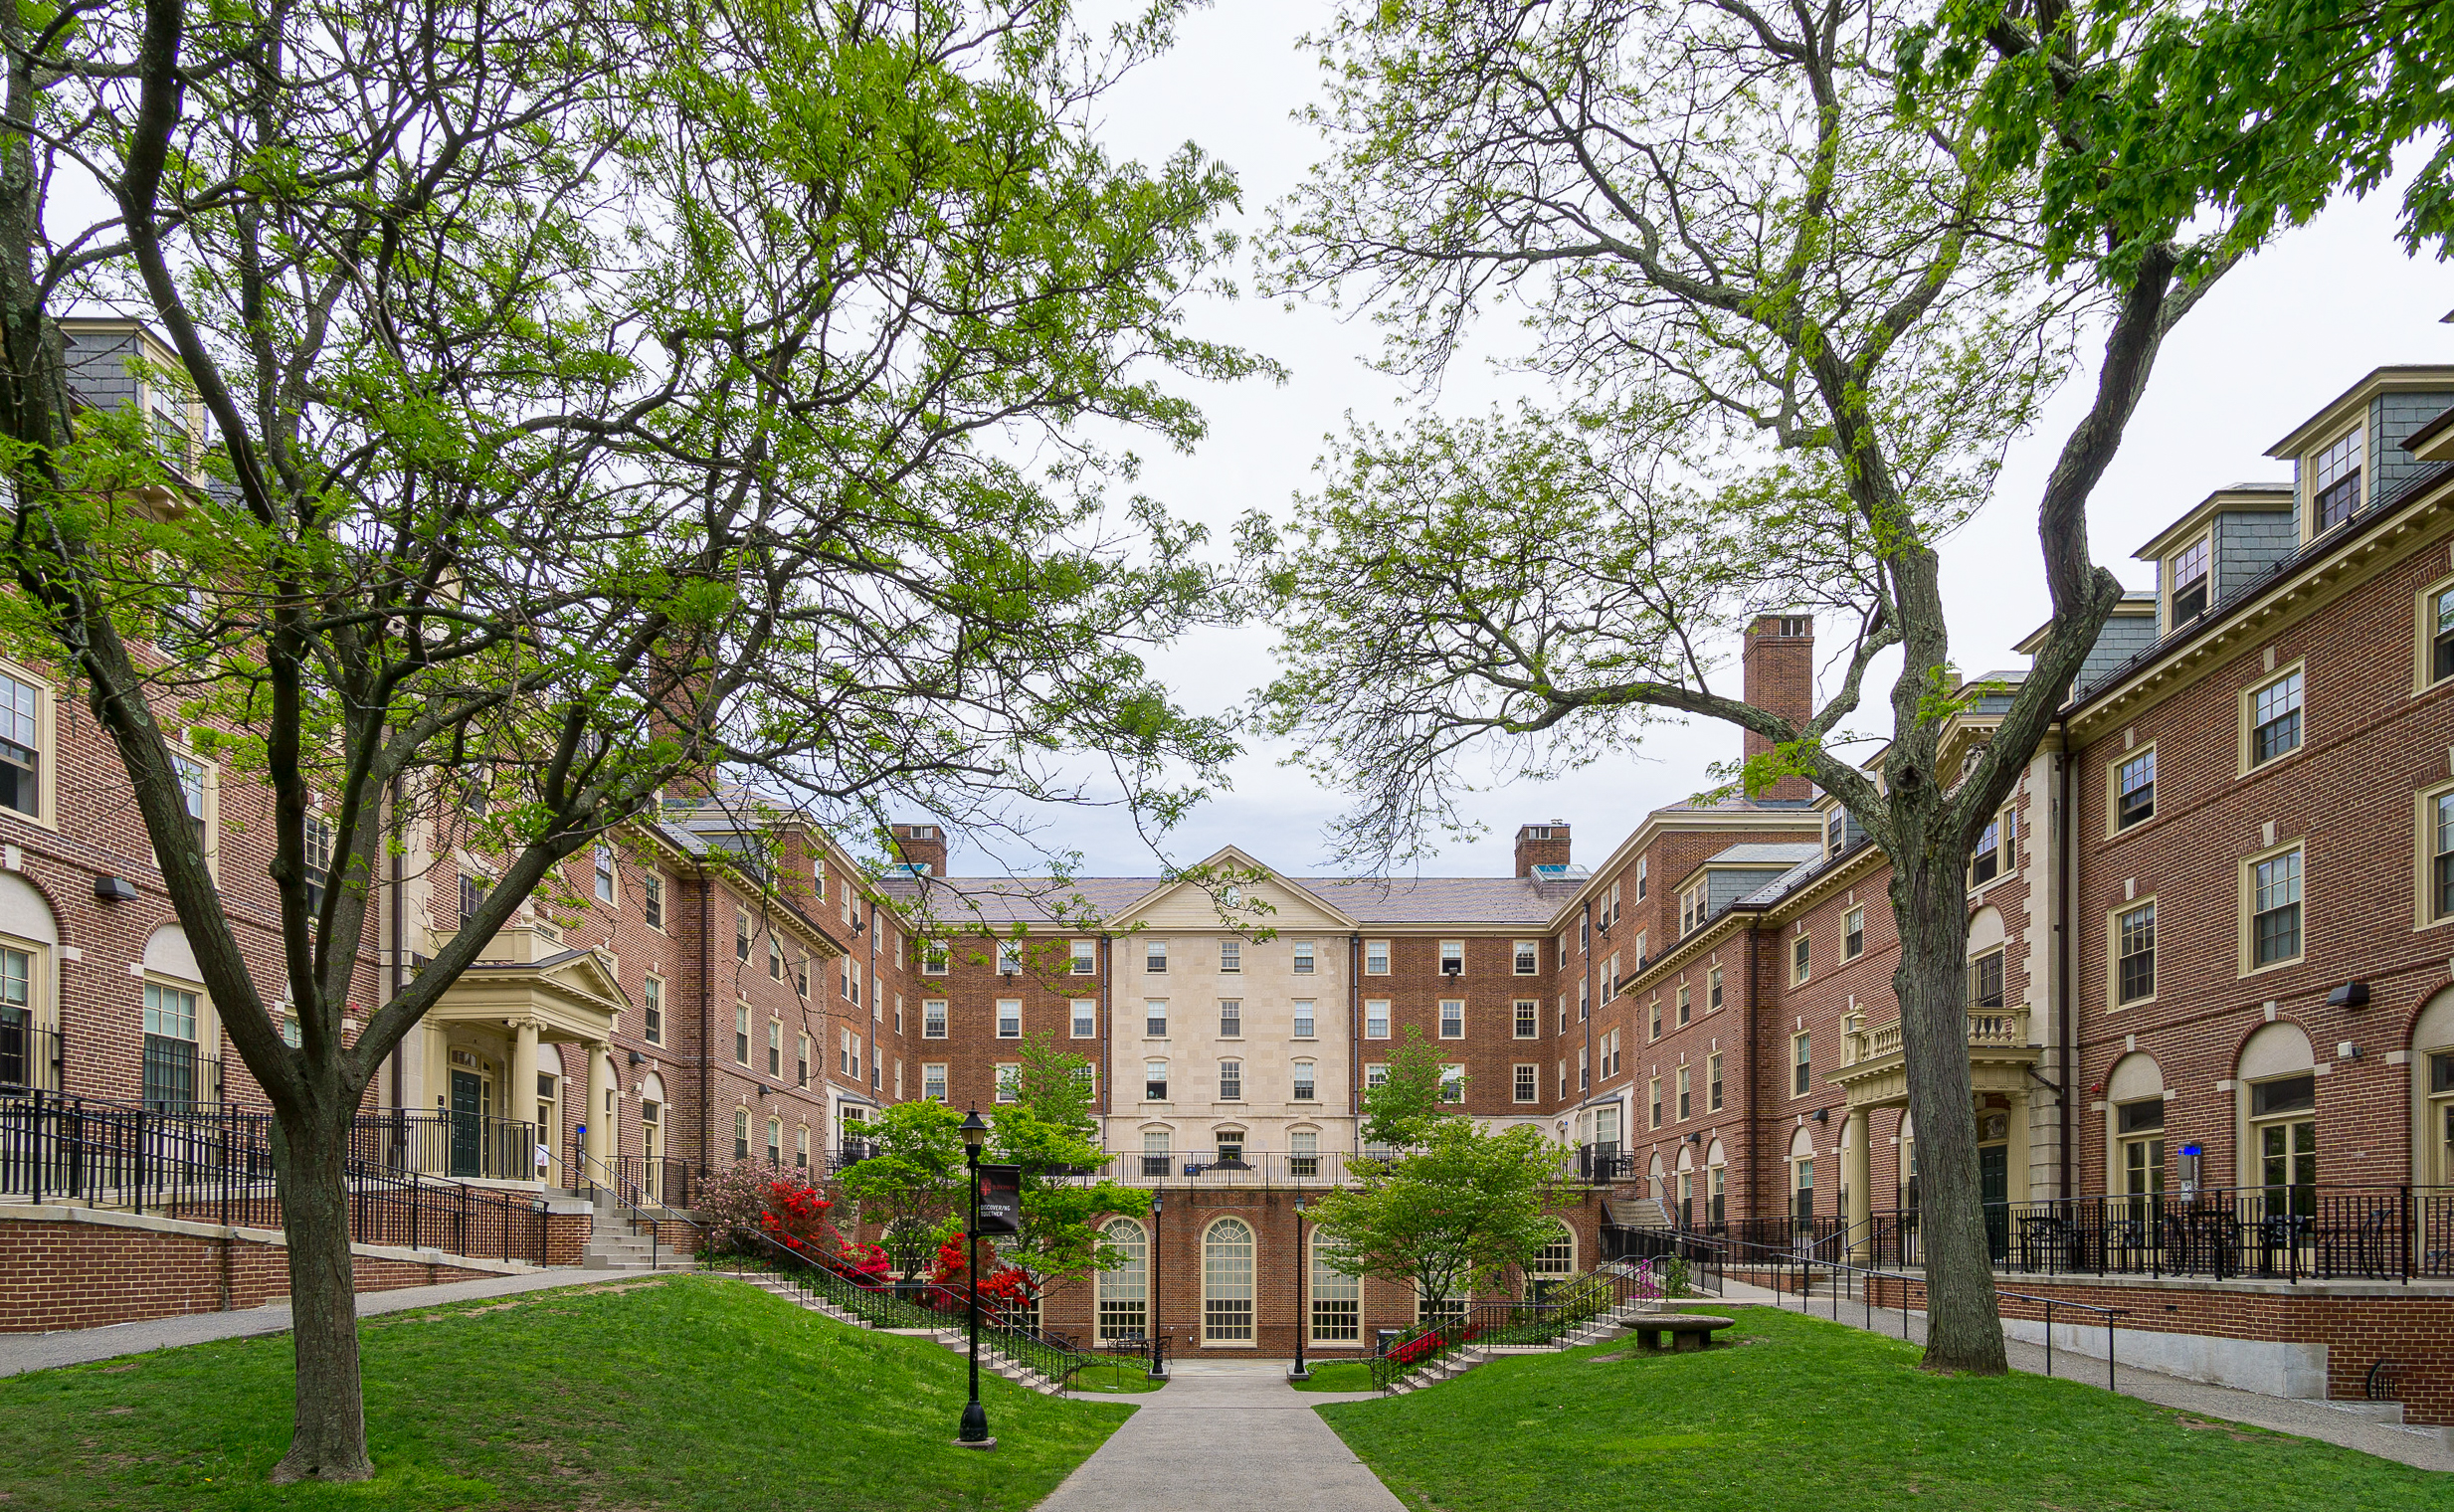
xmin=950 ymin=0 xmax=2454 ymax=880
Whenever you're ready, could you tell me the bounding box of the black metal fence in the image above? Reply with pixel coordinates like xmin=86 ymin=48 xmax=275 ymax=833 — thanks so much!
xmin=0 ymin=1088 xmax=546 ymax=1264
xmin=0 ymin=1018 xmax=58 ymax=1091
xmin=348 ymin=1107 xmax=540 ymax=1183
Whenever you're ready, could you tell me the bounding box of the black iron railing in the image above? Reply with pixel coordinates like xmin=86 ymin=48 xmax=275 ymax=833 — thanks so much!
xmin=0 ymin=1088 xmax=546 ymax=1264
xmin=609 ymin=1155 xmax=695 ymax=1210
xmin=348 ymin=1107 xmax=540 ymax=1183
xmin=1576 ymin=1144 xmax=1637 ymax=1183
xmin=1369 ymin=1256 xmax=1670 ymax=1392
xmin=0 ymin=1018 xmax=59 ymax=1091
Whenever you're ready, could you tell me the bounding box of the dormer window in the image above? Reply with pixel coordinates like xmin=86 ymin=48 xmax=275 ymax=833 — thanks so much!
xmin=2168 ymin=536 xmax=2209 ymax=625
xmin=2311 ymin=426 xmax=2362 ymax=532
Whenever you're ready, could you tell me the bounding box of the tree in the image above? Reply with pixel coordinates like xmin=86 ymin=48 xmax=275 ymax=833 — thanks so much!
xmin=1256 ymin=0 xmax=2454 ymax=1374
xmin=1358 ymin=1028 xmax=1456 ymax=1152
xmin=1306 ymin=1117 xmax=1571 ymax=1321
xmin=837 ymin=1100 xmax=969 ymax=1279
xmin=0 ymin=0 xmax=1254 ymax=1478
xmin=989 ymin=1035 xmax=1144 ymax=1291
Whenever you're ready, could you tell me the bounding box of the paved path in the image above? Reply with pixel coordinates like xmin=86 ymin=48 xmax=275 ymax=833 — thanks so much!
xmin=1040 ymin=1362 xmax=1402 ymax=1511
xmin=1716 ymin=1278 xmax=2454 ymax=1472
xmin=0 ymin=1268 xmax=683 ymax=1378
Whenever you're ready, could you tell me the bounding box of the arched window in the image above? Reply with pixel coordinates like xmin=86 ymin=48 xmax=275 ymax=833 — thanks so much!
xmin=766 ymin=1116 xmax=783 ymax=1167
xmin=2104 ymin=1052 xmax=2167 ymax=1205
xmin=1789 ymin=1124 xmax=1816 ymax=1228
xmin=2235 ymin=1022 xmax=2316 ymax=1212
xmin=1310 ymin=1233 xmax=1359 ymax=1343
xmin=2411 ymin=988 xmax=2454 ymax=1186
xmin=1705 ymin=1140 xmax=1728 ymax=1225
xmin=733 ymin=1106 xmax=750 ymax=1162
xmin=1097 ymin=1218 xmax=1147 ymax=1343
xmin=1202 ymin=1218 xmax=1254 ymax=1343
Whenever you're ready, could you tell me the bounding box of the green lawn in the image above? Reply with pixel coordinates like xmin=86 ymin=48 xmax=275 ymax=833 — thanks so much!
xmin=0 ymin=1274 xmax=1132 ymax=1510
xmin=1066 ymin=1358 xmax=1167 ymax=1394
xmin=1288 ymin=1360 xmax=1377 ymax=1393
xmin=1317 ymin=1306 xmax=2450 ymax=1511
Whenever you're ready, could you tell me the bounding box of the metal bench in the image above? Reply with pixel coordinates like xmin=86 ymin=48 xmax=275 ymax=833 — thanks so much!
xmin=1628 ymin=1313 xmax=1736 ymax=1353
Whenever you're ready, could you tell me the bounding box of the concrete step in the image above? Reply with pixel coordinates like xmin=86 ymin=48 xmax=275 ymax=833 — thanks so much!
xmin=2322 ymin=1401 xmax=2407 ymax=1424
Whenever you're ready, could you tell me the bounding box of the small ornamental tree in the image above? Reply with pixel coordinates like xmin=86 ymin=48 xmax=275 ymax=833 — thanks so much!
xmin=836 ymin=1099 xmax=969 ymax=1279
xmin=1358 ymin=1029 xmax=1454 ymax=1153
xmin=989 ymin=1036 xmax=1145 ymax=1290
xmin=1307 ymin=1118 xmax=1572 ymax=1321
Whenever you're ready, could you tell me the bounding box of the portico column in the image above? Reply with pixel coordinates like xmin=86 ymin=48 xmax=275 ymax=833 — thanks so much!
xmin=2006 ymin=1090 xmax=2031 ymax=1205
xmin=1843 ymin=1108 xmax=1873 ymax=1263
xmin=510 ymin=1021 xmax=541 ymax=1179
xmin=585 ymin=1040 xmax=614 ymax=1174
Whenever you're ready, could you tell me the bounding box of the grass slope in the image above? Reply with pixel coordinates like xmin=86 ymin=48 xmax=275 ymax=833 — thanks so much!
xmin=0 ymin=1274 xmax=1132 ymax=1511
xmin=1318 ymin=1306 xmax=2448 ymax=1512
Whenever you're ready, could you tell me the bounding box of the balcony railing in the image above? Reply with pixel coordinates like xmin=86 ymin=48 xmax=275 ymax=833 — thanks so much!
xmin=0 ymin=1019 xmax=60 ymax=1092
xmin=1845 ymin=1005 xmax=2028 ymax=1064
xmin=828 ymin=1139 xmax=878 ymax=1174
xmin=1092 ymin=1148 xmax=1357 ymax=1187
xmin=1576 ymin=1143 xmax=1637 ymax=1184
xmin=348 ymin=1108 xmax=541 ymax=1184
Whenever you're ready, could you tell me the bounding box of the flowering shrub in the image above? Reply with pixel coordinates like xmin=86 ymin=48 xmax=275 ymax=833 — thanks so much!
xmin=691 ymin=1161 xmax=847 ymax=1258
xmin=759 ymin=1177 xmax=837 ymax=1254
xmin=838 ymin=1241 xmax=892 ymax=1284
xmin=925 ymin=1236 xmax=1037 ymax=1315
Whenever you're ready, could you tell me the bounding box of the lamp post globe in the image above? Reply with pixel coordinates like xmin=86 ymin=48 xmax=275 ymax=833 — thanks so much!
xmin=957 ymin=1107 xmax=992 ymax=1447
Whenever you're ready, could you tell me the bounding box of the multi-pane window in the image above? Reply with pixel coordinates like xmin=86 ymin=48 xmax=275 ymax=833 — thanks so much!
xmin=1676 ymin=1064 xmax=1691 ymax=1120
xmin=1145 ymin=1059 xmax=1168 ymax=1101
xmin=1967 ymin=948 xmax=2005 ymax=1010
xmin=1365 ymin=939 xmax=1390 ymax=975
xmin=1146 ymin=1000 xmax=1168 ymax=1038
xmin=923 ymin=1000 xmax=947 ymax=1039
xmin=1292 ymin=1000 xmax=1316 ymax=1039
xmin=1439 ymin=940 xmax=1464 ymax=974
xmin=643 ymin=872 xmax=663 ymax=930
xmin=1292 ymin=941 xmax=1315 ymax=975
xmin=1365 ymin=1062 xmax=1388 ymax=1091
xmin=767 ymin=1020 xmax=782 ymax=1077
xmin=0 ymin=671 xmax=39 ymax=817
xmin=769 ymin=936 xmax=786 ymax=982
xmin=921 ymin=940 xmax=949 ymax=975
xmin=923 ymin=1063 xmax=947 ymax=1101
xmin=1365 ymin=1000 xmax=1390 ymax=1039
xmin=1676 ymin=982 xmax=1691 ymax=1027
xmin=1970 ymin=817 xmax=2004 ymax=886
xmin=173 ymin=754 xmax=207 ymax=851
xmin=1219 ymin=1059 xmax=1242 ymax=1100
xmin=1514 ymin=940 xmax=1538 ymax=975
xmin=1842 ymin=906 xmax=1865 ymax=960
xmin=1708 ymin=965 xmax=1723 ymax=1012
xmin=997 ymin=941 xmax=1024 ymax=975
xmin=1437 ymin=1064 xmax=1464 ymax=1103
xmin=1707 ymin=1051 xmax=1724 ymax=1111
xmin=141 ymin=981 xmax=200 ymax=1109
xmin=1220 ymin=939 xmax=1241 ymax=974
xmin=1220 ymin=999 xmax=1241 ymax=1037
xmin=1635 ymin=857 xmax=1647 ymax=899
xmin=1514 ymin=1000 xmax=1539 ymax=1039
xmin=299 ymin=814 xmax=333 ymax=912
xmin=1142 ymin=1128 xmax=1171 ymax=1177
xmin=2434 ymin=585 xmax=2454 ymax=684
xmin=2251 ymin=670 xmax=2303 ymax=764
xmin=643 ymin=976 xmax=662 ymax=1043
xmin=1792 ymin=1032 xmax=1811 ymax=1097
xmin=2433 ymin=793 xmax=2454 ymax=921
xmin=997 ymin=1000 xmax=1022 ymax=1039
xmin=1292 ymin=1061 xmax=1316 ymax=1101
xmin=735 ymin=908 xmax=751 ymax=964
xmin=1603 ymin=953 xmax=1619 ymax=1003
xmin=1071 ymin=939 xmax=1097 ymax=975
xmin=733 ymin=1006 xmax=750 ymax=1064
xmin=1311 ymin=1239 xmax=1359 ymax=1342
xmin=1792 ymin=933 xmax=1810 ymax=985
xmin=1679 ymin=884 xmax=1705 ymax=936
xmin=796 ymin=1125 xmax=810 ymax=1170
xmin=2118 ymin=903 xmax=2157 ymax=1003
xmin=1072 ymin=999 xmax=1097 ymax=1039
xmin=458 ymin=872 xmax=490 ymax=929
xmin=798 ymin=1034 xmax=811 ymax=1087
xmin=2170 ymin=536 xmax=2210 ymax=622
xmin=995 ymin=1064 xmax=1019 ymax=1103
xmin=1827 ymin=808 xmax=1847 ymax=857
xmin=1438 ymin=1000 xmax=1464 ymax=1039
xmin=1146 ymin=940 xmax=1168 ymax=974
xmin=1097 ymin=1220 xmax=1148 ymax=1344
xmin=593 ymin=844 xmax=616 ymax=903
xmin=1648 ymin=1076 xmax=1662 ymax=1128
xmin=1648 ymin=997 xmax=1661 ymax=1040
xmin=2253 ymin=847 xmax=2305 ymax=966
xmin=1511 ymin=1062 xmax=1538 ymax=1103
xmin=733 ymin=1109 xmax=750 ymax=1162
xmin=2311 ymin=426 xmax=2362 ymax=530
xmin=1203 ymin=1219 xmax=1256 ymax=1344
xmin=2118 ymin=749 xmax=2157 ymax=828
xmin=1601 ymin=1028 xmax=1620 ymax=1077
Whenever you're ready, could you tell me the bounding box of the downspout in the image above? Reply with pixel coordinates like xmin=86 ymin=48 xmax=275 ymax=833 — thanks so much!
xmin=1348 ymin=933 xmax=1361 ymax=1135
xmin=1098 ymin=934 xmax=1112 ymax=1121
xmin=2056 ymin=717 xmax=2076 ymax=1201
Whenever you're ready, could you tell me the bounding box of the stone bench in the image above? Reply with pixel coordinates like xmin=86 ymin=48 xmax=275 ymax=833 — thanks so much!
xmin=1628 ymin=1313 xmax=1736 ymax=1353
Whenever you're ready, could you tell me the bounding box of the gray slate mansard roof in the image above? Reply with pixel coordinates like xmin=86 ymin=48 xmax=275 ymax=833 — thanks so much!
xmin=1696 ymin=842 xmax=1822 ymax=869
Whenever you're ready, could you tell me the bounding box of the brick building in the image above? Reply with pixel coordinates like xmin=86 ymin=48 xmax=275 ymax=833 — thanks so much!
xmin=6 ymin=324 xmax=2454 ymax=1421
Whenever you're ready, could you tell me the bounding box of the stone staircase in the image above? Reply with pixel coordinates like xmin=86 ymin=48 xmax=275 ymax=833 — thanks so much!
xmin=1381 ymin=1293 xmax=1666 ymax=1397
xmin=731 ymin=1271 xmax=1071 ymax=1396
xmin=578 ymin=1193 xmax=695 ymax=1271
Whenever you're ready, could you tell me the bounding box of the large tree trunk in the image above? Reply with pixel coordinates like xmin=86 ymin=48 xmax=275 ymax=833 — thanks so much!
xmin=1890 ymin=855 xmax=2007 ymax=1375
xmin=268 ymin=1105 xmax=374 ymax=1483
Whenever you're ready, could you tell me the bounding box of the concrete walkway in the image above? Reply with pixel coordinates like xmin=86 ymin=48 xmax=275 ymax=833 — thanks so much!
xmin=1039 ymin=1362 xmax=1403 ymax=1511
xmin=1715 ymin=1278 xmax=2454 ymax=1472
xmin=0 ymin=1267 xmax=682 ymax=1378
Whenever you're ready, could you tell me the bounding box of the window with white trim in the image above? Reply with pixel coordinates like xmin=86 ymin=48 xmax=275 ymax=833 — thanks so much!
xmin=1512 ymin=1063 xmax=1537 ymax=1103
xmin=1291 ymin=1061 xmax=1316 ymax=1101
xmin=2117 ymin=749 xmax=2156 ymax=829
xmin=1072 ymin=999 xmax=1096 ymax=1039
xmin=1513 ymin=999 xmax=1538 ymax=1039
xmin=1071 ymin=939 xmax=1096 ymax=975
xmin=1364 ymin=939 xmax=1390 ymax=975
xmin=997 ymin=1000 xmax=1022 ymax=1039
xmin=1514 ymin=940 xmax=1538 ymax=975
xmin=1438 ymin=1000 xmax=1463 ymax=1039
xmin=1219 ymin=939 xmax=1241 ymax=974
xmin=2250 ymin=668 xmax=2304 ymax=765
xmin=924 ymin=1063 xmax=947 ymax=1100
xmin=2251 ymin=846 xmax=2305 ymax=967
xmin=2118 ymin=902 xmax=2157 ymax=1004
xmin=2311 ymin=425 xmax=2362 ymax=531
xmin=1292 ymin=941 xmax=1315 ymax=975
xmin=1291 ymin=1000 xmax=1316 ymax=1039
xmin=1364 ymin=1000 xmax=1389 ymax=1040
xmin=995 ymin=1063 xmax=1019 ymax=1103
xmin=923 ymin=1000 xmax=947 ymax=1039
xmin=2169 ymin=536 xmax=2210 ymax=623
xmin=0 ymin=670 xmax=41 ymax=818
xmin=1843 ymin=906 xmax=1865 ymax=960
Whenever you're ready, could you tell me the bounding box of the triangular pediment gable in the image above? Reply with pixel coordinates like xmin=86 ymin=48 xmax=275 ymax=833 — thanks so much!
xmin=1110 ymin=847 xmax=1357 ymax=933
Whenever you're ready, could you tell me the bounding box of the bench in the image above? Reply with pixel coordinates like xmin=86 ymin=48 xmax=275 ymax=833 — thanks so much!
xmin=1629 ymin=1313 xmax=1736 ymax=1353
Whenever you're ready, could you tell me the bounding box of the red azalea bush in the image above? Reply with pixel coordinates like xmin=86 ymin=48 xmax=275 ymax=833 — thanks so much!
xmin=925 ymin=1236 xmax=1037 ymax=1317
xmin=838 ymin=1241 xmax=891 ymax=1285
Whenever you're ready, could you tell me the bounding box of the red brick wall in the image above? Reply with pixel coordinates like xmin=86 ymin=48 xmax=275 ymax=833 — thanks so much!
xmin=0 ymin=1220 xmax=500 ymax=1333
xmin=1742 ymin=615 xmax=1816 ymax=802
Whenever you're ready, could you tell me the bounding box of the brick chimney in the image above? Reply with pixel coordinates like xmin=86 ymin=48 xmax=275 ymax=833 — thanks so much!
xmin=1514 ymin=822 xmax=1572 ymax=877
xmin=1742 ymin=614 xmax=1815 ymax=802
xmin=890 ymin=823 xmax=947 ymax=876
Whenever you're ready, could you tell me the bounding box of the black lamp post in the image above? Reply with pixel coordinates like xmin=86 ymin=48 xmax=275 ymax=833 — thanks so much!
xmin=1288 ymin=1194 xmax=1310 ymax=1381
xmin=1145 ymin=1189 xmax=1164 ymax=1379
xmin=957 ymin=1107 xmax=992 ymax=1447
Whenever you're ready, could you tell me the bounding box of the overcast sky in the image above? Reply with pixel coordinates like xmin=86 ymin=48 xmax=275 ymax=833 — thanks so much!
xmin=947 ymin=0 xmax=2454 ymax=881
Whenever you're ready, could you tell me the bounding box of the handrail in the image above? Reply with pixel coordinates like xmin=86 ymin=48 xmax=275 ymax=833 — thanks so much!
xmin=545 ymin=1145 xmax=699 ymax=1270
xmin=1370 ymin=1256 xmax=1666 ymax=1393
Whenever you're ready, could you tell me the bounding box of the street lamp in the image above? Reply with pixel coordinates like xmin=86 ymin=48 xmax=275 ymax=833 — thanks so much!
xmin=957 ymin=1106 xmax=992 ymax=1448
xmin=1288 ymin=1194 xmax=1310 ymax=1381
xmin=1145 ymin=1189 xmax=1164 ymax=1380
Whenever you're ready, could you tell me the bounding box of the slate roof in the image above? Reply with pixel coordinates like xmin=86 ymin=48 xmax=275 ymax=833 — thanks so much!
xmin=878 ymin=872 xmax=1577 ymax=927
xmin=1696 ymin=842 xmax=1822 ymax=869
